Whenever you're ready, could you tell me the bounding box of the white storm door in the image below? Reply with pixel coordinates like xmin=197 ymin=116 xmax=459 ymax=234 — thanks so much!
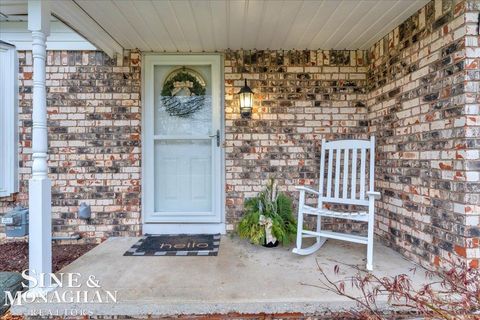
xmin=144 ymin=55 xmax=222 ymax=224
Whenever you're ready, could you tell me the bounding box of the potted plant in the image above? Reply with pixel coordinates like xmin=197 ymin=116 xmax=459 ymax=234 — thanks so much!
xmin=237 ymin=178 xmax=297 ymax=247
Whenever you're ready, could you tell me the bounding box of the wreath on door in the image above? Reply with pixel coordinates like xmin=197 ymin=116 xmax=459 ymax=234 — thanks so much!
xmin=160 ymin=68 xmax=207 ymax=118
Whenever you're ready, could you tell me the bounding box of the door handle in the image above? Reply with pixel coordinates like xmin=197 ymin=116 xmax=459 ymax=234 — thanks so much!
xmin=209 ymin=130 xmax=220 ymax=147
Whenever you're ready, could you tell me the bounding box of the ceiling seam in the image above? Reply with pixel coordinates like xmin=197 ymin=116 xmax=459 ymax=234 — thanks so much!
xmin=306 ymin=0 xmax=342 ymax=49
xmin=207 ymin=0 xmax=217 ymax=51
xmin=280 ymin=0 xmax=306 ymax=49
xmin=333 ymin=0 xmax=377 ymax=49
xmin=349 ymin=0 xmax=402 ymax=49
xmin=71 ymin=0 xmax=123 ymax=50
xmin=294 ymin=0 xmax=325 ymax=49
xmin=349 ymin=0 xmax=404 ymax=49
xmin=168 ymin=0 xmax=191 ymax=52
xmin=252 ymin=0 xmax=267 ymax=50
xmin=150 ymin=0 xmax=178 ymax=52
xmin=359 ymin=0 xmax=423 ymax=50
xmin=133 ymin=2 xmax=164 ymax=51
xmin=324 ymin=0 xmax=364 ymax=49
xmin=267 ymin=0 xmax=286 ymax=49
xmin=187 ymin=0 xmax=204 ymax=51
xmin=240 ymin=0 xmax=249 ymax=49
xmin=136 ymin=3 xmax=166 ymax=51
xmin=226 ymin=0 xmax=230 ymax=49
xmin=110 ymin=0 xmax=151 ymax=51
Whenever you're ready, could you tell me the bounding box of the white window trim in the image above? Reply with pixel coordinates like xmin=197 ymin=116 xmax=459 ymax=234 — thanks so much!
xmin=0 ymin=41 xmax=19 ymax=197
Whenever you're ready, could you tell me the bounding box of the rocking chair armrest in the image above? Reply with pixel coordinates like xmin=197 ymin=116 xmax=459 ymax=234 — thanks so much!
xmin=367 ymin=191 xmax=381 ymax=200
xmin=295 ymin=186 xmax=319 ymax=195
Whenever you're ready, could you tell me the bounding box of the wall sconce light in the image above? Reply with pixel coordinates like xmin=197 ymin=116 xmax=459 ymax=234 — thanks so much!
xmin=238 ymin=79 xmax=254 ymax=119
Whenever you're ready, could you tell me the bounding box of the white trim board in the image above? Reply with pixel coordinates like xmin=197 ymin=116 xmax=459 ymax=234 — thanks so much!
xmin=0 ymin=42 xmax=19 ymax=197
xmin=50 ymin=0 xmax=123 ymax=57
xmin=0 ymin=20 xmax=96 ymax=51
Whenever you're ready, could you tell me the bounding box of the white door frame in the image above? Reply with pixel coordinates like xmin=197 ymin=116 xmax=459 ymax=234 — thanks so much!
xmin=141 ymin=53 xmax=225 ymax=234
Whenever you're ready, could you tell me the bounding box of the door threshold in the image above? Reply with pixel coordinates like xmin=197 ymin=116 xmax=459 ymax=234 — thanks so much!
xmin=143 ymin=223 xmax=226 ymax=235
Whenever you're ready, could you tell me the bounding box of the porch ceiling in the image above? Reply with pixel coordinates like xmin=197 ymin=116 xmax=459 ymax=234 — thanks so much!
xmin=1 ymin=0 xmax=429 ymax=56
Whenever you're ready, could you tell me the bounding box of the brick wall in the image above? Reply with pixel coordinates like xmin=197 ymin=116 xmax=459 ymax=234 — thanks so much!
xmin=223 ymin=50 xmax=369 ymax=232
xmin=367 ymin=0 xmax=479 ymax=268
xmin=0 ymin=49 xmax=370 ymax=241
xmin=463 ymin=0 xmax=480 ymax=267
xmin=0 ymin=0 xmax=478 ymax=270
xmin=0 ymin=51 xmax=142 ymax=242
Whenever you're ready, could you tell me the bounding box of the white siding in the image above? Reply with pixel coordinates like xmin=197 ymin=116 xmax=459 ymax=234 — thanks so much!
xmin=0 ymin=20 xmax=96 ymax=51
xmin=0 ymin=42 xmax=18 ymax=197
xmin=72 ymin=0 xmax=428 ymax=51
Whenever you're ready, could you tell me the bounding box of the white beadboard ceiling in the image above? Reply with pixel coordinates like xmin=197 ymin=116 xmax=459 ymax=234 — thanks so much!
xmin=1 ymin=0 xmax=429 ymax=54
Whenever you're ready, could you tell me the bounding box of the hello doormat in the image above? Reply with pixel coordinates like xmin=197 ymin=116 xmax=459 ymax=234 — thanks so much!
xmin=124 ymin=234 xmax=220 ymax=256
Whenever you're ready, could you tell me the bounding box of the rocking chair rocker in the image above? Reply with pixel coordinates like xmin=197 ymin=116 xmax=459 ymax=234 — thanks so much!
xmin=293 ymin=137 xmax=380 ymax=270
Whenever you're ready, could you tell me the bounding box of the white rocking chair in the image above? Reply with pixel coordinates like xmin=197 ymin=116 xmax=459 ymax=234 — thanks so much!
xmin=293 ymin=136 xmax=380 ymax=271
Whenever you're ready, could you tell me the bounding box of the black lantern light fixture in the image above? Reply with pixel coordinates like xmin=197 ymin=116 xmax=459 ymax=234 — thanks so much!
xmin=238 ymin=79 xmax=254 ymax=118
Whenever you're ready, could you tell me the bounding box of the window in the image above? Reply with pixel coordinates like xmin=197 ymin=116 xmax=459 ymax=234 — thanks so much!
xmin=0 ymin=41 xmax=18 ymax=197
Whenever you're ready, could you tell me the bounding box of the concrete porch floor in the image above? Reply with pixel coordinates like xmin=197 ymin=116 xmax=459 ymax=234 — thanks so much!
xmin=12 ymin=236 xmax=432 ymax=317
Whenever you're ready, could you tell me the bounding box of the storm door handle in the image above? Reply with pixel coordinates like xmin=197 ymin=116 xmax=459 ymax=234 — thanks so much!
xmin=209 ymin=130 xmax=220 ymax=147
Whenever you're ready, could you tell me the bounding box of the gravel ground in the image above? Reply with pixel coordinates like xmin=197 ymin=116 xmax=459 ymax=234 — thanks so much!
xmin=0 ymin=242 xmax=97 ymax=273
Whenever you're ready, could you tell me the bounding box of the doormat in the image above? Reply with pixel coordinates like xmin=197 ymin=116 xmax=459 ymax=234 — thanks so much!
xmin=124 ymin=234 xmax=220 ymax=256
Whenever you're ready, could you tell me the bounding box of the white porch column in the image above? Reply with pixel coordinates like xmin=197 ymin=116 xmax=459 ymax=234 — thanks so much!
xmin=28 ymin=0 xmax=52 ymax=290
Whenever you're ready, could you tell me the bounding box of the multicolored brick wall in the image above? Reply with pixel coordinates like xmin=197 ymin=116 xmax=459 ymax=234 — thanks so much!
xmin=0 ymin=0 xmax=478 ymax=270
xmin=0 ymin=51 xmax=142 ymax=242
xmin=367 ymin=0 xmax=479 ymax=268
xmin=464 ymin=0 xmax=480 ymax=267
xmin=223 ymin=50 xmax=369 ymax=232
xmin=0 ymin=49 xmax=370 ymax=241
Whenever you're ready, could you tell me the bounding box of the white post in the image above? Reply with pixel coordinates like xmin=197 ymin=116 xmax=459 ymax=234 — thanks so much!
xmin=28 ymin=0 xmax=52 ymax=291
xmin=295 ymin=190 xmax=305 ymax=250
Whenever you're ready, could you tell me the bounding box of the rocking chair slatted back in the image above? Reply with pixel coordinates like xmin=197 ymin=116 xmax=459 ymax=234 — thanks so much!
xmin=318 ymin=137 xmax=375 ymax=207
xmin=293 ymin=136 xmax=378 ymax=270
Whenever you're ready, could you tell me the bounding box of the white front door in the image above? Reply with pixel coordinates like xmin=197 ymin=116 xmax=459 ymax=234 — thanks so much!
xmin=143 ymin=54 xmax=223 ymax=233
